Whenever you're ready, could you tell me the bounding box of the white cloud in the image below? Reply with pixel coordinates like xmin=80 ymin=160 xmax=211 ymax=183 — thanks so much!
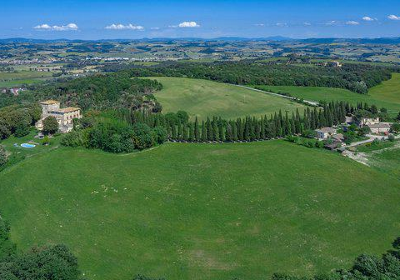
xmin=326 ymin=20 xmax=338 ymax=26
xmin=389 ymin=15 xmax=400 ymax=20
xmin=178 ymin=21 xmax=200 ymax=28
xmin=34 ymin=23 xmax=79 ymax=31
xmin=303 ymin=22 xmax=312 ymax=26
xmin=150 ymin=27 xmax=160 ymax=30
xmin=105 ymin=24 xmax=144 ymax=30
xmin=362 ymin=16 xmax=375 ymax=21
xmin=254 ymin=23 xmax=265 ymax=27
xmin=346 ymin=21 xmax=360 ymax=25
xmin=275 ymin=22 xmax=288 ymax=27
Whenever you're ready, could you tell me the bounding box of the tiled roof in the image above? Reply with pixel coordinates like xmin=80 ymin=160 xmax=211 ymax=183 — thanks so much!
xmin=40 ymin=100 xmax=59 ymax=105
xmin=57 ymin=107 xmax=80 ymax=113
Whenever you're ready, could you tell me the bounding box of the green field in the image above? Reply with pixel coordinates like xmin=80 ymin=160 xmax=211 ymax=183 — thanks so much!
xmin=0 ymin=141 xmax=399 ymax=280
xmin=0 ymin=71 xmax=54 ymax=87
xmin=255 ymin=73 xmax=400 ymax=116
xmin=153 ymin=77 xmax=307 ymax=120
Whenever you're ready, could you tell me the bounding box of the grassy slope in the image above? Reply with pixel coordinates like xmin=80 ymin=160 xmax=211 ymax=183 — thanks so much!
xmin=256 ymin=73 xmax=400 ymax=116
xmin=153 ymin=77 xmax=307 ymax=120
xmin=0 ymin=71 xmax=53 ymax=87
xmin=0 ymin=142 xmax=399 ymax=280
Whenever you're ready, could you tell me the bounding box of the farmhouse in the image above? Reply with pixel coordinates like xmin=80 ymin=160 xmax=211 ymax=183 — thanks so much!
xmin=35 ymin=100 xmax=82 ymax=133
xmin=315 ymin=127 xmax=337 ymax=140
xmin=368 ymin=122 xmax=391 ymax=135
xmin=359 ymin=117 xmax=380 ymax=127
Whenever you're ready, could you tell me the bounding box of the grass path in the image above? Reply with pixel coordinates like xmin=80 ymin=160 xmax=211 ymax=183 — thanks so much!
xmin=152 ymin=77 xmax=307 ymax=121
xmin=0 ymin=141 xmax=399 ymax=280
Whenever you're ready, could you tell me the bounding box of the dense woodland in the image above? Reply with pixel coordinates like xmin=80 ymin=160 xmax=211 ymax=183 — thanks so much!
xmin=31 ymin=73 xmax=163 ymax=111
xmin=114 ymin=61 xmax=394 ymax=94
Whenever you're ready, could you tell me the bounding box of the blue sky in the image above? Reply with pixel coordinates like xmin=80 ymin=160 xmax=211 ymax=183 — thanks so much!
xmin=1 ymin=0 xmax=400 ymax=39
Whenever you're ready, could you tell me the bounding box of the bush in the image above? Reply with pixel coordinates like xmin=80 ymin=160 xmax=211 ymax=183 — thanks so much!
xmin=132 ymin=123 xmax=154 ymax=150
xmin=43 ymin=116 xmax=59 ymax=135
xmin=315 ymin=141 xmax=325 ymax=148
xmin=88 ymin=121 xmax=135 ymax=153
xmin=0 ymin=125 xmax=11 ymax=140
xmin=302 ymin=129 xmax=316 ymax=139
xmin=61 ymin=131 xmax=86 ymax=147
xmin=152 ymin=126 xmax=167 ymax=145
xmin=391 ymin=123 xmax=400 ymax=134
xmin=0 ymin=146 xmax=8 ymax=167
xmin=42 ymin=135 xmax=50 ymax=146
xmin=388 ymin=134 xmax=395 ymax=142
xmin=14 ymin=124 xmax=30 ymax=138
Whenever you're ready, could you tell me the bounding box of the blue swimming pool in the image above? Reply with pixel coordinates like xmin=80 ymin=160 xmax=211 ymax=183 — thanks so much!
xmin=21 ymin=143 xmax=36 ymax=148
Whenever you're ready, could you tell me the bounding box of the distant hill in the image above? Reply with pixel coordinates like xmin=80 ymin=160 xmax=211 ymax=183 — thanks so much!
xmin=2 ymin=36 xmax=400 ymax=44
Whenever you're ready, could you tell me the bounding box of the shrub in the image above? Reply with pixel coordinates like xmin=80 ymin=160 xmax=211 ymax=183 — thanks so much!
xmin=388 ymin=134 xmax=395 ymax=142
xmin=152 ymin=126 xmax=167 ymax=145
xmin=0 ymin=145 xmax=7 ymax=167
xmin=42 ymin=135 xmax=50 ymax=146
xmin=315 ymin=141 xmax=325 ymax=148
xmin=14 ymin=124 xmax=30 ymax=137
xmin=88 ymin=121 xmax=135 ymax=153
xmin=61 ymin=131 xmax=86 ymax=147
xmin=302 ymin=129 xmax=316 ymax=139
xmin=0 ymin=125 xmax=11 ymax=140
xmin=132 ymin=123 xmax=154 ymax=150
xmin=391 ymin=123 xmax=400 ymax=134
xmin=43 ymin=116 xmax=59 ymax=135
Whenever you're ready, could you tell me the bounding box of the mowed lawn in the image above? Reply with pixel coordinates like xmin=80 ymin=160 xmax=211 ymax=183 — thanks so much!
xmin=0 ymin=142 xmax=400 ymax=280
xmin=153 ymin=77 xmax=307 ymax=120
xmin=256 ymin=73 xmax=400 ymax=116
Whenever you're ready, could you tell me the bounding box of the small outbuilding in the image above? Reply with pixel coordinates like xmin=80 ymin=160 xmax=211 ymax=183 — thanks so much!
xmin=315 ymin=127 xmax=337 ymax=140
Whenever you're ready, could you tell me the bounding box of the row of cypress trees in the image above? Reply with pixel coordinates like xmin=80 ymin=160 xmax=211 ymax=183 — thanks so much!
xmin=118 ymin=101 xmax=354 ymax=143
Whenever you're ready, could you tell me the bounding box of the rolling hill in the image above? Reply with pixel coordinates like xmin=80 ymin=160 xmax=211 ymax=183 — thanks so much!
xmin=255 ymin=73 xmax=400 ymax=116
xmin=0 ymin=141 xmax=399 ymax=280
xmin=152 ymin=77 xmax=307 ymax=120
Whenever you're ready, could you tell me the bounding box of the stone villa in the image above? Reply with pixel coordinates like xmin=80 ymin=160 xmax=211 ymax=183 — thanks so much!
xmin=35 ymin=100 xmax=82 ymax=133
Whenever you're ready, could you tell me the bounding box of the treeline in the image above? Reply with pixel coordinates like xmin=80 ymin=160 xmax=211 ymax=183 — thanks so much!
xmin=61 ymin=114 xmax=167 ymax=153
xmin=118 ymin=101 xmax=352 ymax=143
xmin=0 ymin=212 xmax=83 ymax=280
xmin=30 ymin=73 xmax=163 ymax=111
xmin=0 ymin=103 xmax=41 ymax=140
xmin=119 ymin=61 xmax=393 ymax=94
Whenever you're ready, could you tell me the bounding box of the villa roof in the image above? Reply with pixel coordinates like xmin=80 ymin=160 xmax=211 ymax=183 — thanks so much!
xmin=40 ymin=100 xmax=60 ymax=105
xmin=368 ymin=123 xmax=391 ymax=129
xmin=57 ymin=107 xmax=80 ymax=113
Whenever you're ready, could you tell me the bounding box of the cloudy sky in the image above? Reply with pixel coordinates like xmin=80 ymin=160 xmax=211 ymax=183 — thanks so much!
xmin=1 ymin=0 xmax=400 ymax=39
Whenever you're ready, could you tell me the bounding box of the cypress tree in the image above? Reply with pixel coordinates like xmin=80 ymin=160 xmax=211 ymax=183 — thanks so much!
xmin=194 ymin=117 xmax=200 ymax=142
xmin=188 ymin=123 xmax=195 ymax=142
xmin=226 ymin=123 xmax=232 ymax=142
xmin=182 ymin=124 xmax=188 ymax=141
xmin=232 ymin=121 xmax=238 ymax=141
xmin=212 ymin=119 xmax=219 ymax=141
xmin=218 ymin=117 xmax=224 ymax=142
xmin=201 ymin=121 xmax=207 ymax=142
xmin=207 ymin=118 xmax=213 ymax=141
xmin=171 ymin=124 xmax=177 ymax=140
xmin=177 ymin=121 xmax=183 ymax=140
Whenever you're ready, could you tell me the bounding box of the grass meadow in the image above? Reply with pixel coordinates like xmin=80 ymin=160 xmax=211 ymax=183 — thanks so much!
xmin=255 ymin=73 xmax=400 ymax=117
xmin=153 ymin=77 xmax=307 ymax=121
xmin=0 ymin=141 xmax=399 ymax=280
